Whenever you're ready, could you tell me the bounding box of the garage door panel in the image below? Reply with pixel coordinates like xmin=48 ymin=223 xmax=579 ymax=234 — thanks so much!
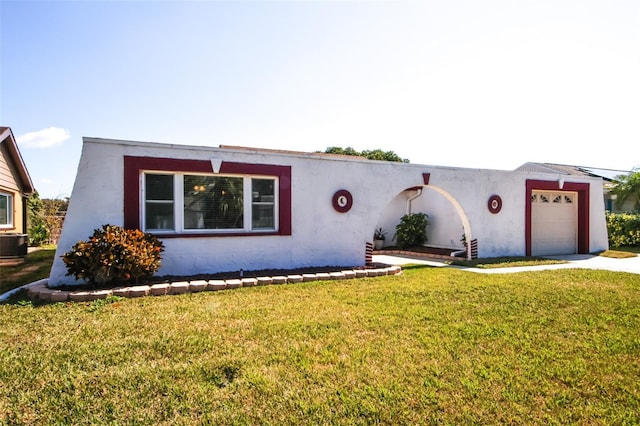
xmin=531 ymin=191 xmax=577 ymax=256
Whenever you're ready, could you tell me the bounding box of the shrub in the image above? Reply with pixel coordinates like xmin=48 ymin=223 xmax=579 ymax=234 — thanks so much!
xmin=63 ymin=225 xmax=164 ymax=287
xmin=606 ymin=212 xmax=640 ymax=247
xmin=394 ymin=213 xmax=430 ymax=248
xmin=28 ymin=223 xmax=50 ymax=246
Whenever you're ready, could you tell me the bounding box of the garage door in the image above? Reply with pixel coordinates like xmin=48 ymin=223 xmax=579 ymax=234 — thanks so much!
xmin=531 ymin=191 xmax=577 ymax=256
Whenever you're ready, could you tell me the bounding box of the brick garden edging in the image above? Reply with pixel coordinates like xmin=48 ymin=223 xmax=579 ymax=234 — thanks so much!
xmin=26 ymin=265 xmax=403 ymax=303
xmin=373 ymin=249 xmax=460 ymax=261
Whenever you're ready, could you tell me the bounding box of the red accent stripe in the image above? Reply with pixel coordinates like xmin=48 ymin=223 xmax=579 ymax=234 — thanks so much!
xmin=124 ymin=156 xmax=291 ymax=235
xmin=525 ymin=179 xmax=590 ymax=256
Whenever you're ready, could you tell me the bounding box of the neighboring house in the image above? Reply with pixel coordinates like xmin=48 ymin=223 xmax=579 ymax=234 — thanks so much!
xmin=0 ymin=127 xmax=35 ymax=260
xmin=48 ymin=137 xmax=609 ymax=286
xmin=516 ymin=163 xmax=636 ymax=212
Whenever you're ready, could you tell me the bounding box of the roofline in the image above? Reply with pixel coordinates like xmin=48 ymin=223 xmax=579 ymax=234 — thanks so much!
xmin=82 ymin=136 xmax=405 ymax=165
xmin=218 ymin=144 xmax=367 ymax=160
xmin=84 ymin=137 xmax=613 ymax=178
xmin=521 ymin=161 xmax=631 ymax=182
xmin=526 ymin=161 xmax=631 ymax=174
xmin=0 ymin=127 xmax=35 ymax=194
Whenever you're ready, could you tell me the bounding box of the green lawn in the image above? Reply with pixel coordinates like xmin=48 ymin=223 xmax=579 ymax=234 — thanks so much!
xmin=450 ymin=256 xmax=566 ymax=268
xmin=1 ymin=267 xmax=639 ymax=424
xmin=0 ymin=246 xmax=56 ymax=295
xmin=612 ymin=246 xmax=640 ymax=254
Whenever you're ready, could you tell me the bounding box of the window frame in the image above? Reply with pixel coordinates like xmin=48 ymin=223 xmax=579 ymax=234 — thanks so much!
xmin=124 ymin=156 xmax=291 ymax=238
xmin=142 ymin=172 xmax=279 ymax=234
xmin=0 ymin=191 xmax=14 ymax=229
xmin=143 ymin=172 xmax=176 ymax=232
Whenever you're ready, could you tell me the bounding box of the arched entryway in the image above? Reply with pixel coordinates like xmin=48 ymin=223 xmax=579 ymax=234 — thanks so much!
xmin=374 ymin=180 xmax=475 ymax=260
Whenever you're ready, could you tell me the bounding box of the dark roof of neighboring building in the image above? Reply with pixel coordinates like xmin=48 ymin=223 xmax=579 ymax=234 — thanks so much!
xmin=218 ymin=144 xmax=367 ymax=160
xmin=0 ymin=126 xmax=36 ymax=194
xmin=516 ymin=162 xmax=630 ymax=183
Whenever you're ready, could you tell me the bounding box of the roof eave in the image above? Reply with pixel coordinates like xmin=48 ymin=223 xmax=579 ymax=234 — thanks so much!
xmin=0 ymin=127 xmax=36 ymax=194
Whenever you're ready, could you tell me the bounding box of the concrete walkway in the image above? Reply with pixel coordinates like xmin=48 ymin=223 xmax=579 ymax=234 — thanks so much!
xmin=373 ymin=253 xmax=640 ymax=275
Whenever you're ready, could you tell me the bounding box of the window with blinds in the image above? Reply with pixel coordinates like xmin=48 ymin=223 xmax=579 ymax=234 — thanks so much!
xmin=143 ymin=172 xmax=277 ymax=233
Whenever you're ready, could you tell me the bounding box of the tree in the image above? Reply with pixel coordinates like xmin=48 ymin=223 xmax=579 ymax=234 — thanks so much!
xmin=323 ymin=146 xmax=409 ymax=163
xmin=41 ymin=197 xmax=69 ymax=244
xmin=27 ymin=193 xmax=69 ymax=246
xmin=27 ymin=191 xmax=49 ymax=246
xmin=611 ymin=169 xmax=640 ymax=211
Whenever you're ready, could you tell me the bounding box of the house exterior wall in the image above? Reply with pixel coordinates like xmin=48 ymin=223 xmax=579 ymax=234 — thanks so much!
xmin=0 ymin=188 xmax=26 ymax=234
xmin=0 ymin=143 xmax=18 ymax=191
xmin=0 ymin=143 xmax=26 ymax=234
xmin=48 ymin=138 xmax=609 ymax=286
xmin=606 ymin=194 xmax=638 ymax=213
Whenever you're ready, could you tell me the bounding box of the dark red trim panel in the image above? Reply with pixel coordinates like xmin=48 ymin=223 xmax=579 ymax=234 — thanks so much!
xmin=124 ymin=156 xmax=292 ymax=236
xmin=422 ymin=173 xmax=430 ymax=185
xmin=525 ymin=179 xmax=589 ymax=256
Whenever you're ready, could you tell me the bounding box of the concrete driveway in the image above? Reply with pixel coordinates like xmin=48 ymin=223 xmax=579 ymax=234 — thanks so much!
xmin=373 ymin=253 xmax=640 ymax=275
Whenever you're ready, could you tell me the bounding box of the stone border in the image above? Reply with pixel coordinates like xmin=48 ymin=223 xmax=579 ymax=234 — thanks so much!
xmin=373 ymin=249 xmax=460 ymax=261
xmin=26 ymin=265 xmax=403 ymax=303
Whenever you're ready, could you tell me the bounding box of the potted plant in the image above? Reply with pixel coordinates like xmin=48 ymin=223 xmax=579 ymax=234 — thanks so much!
xmin=373 ymin=228 xmax=386 ymax=250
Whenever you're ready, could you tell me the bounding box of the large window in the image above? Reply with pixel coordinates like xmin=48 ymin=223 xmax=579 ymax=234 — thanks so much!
xmin=0 ymin=192 xmax=13 ymax=228
xmin=143 ymin=173 xmax=278 ymax=233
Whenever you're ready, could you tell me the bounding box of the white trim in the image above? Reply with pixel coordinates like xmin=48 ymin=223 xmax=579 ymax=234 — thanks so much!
xmin=0 ymin=191 xmax=14 ymax=228
xmin=141 ymin=171 xmax=279 ymax=234
xmin=210 ymin=158 xmax=223 ymax=173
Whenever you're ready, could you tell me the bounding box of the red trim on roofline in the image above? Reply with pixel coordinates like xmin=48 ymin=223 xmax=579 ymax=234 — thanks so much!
xmin=123 ymin=156 xmax=292 ymax=236
xmin=525 ymin=179 xmax=589 ymax=256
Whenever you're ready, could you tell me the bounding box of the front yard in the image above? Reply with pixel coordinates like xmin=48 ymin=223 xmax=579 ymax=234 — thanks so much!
xmin=1 ymin=267 xmax=639 ymax=424
xmin=0 ymin=246 xmax=56 ymax=295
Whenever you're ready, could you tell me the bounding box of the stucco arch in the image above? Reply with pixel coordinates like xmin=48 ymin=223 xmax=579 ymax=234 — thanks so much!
xmin=420 ymin=185 xmax=473 ymax=260
xmin=374 ymin=183 xmax=473 ymax=260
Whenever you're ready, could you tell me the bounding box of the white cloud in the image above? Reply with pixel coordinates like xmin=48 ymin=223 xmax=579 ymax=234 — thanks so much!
xmin=16 ymin=127 xmax=70 ymax=148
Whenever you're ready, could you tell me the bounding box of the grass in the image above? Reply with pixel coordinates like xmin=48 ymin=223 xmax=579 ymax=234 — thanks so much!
xmin=450 ymin=256 xmax=566 ymax=269
xmin=599 ymin=250 xmax=639 ymax=259
xmin=607 ymin=246 xmax=640 ymax=255
xmin=1 ymin=267 xmax=639 ymax=424
xmin=0 ymin=245 xmax=56 ymax=295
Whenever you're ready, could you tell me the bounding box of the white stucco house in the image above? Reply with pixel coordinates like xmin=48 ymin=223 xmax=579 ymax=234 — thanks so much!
xmin=48 ymin=137 xmax=609 ymax=287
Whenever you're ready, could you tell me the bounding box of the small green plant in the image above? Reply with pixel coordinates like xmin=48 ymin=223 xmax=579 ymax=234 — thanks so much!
xmin=394 ymin=213 xmax=430 ymax=248
xmin=28 ymin=222 xmax=50 ymax=246
xmin=374 ymin=228 xmax=386 ymax=241
xmin=63 ymin=224 xmax=164 ymax=287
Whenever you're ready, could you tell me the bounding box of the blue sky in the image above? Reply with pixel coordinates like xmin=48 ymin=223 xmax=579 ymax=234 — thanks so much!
xmin=1 ymin=0 xmax=639 ymax=199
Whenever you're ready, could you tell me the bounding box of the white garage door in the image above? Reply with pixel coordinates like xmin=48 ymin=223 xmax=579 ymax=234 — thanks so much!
xmin=531 ymin=191 xmax=577 ymax=256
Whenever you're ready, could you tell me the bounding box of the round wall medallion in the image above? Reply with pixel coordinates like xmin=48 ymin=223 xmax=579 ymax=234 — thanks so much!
xmin=332 ymin=190 xmax=353 ymax=213
xmin=488 ymin=195 xmax=502 ymax=214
